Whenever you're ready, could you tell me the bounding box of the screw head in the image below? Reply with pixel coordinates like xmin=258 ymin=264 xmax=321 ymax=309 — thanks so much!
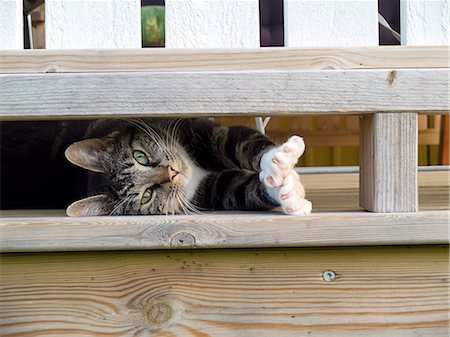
xmin=322 ymin=270 xmax=336 ymax=282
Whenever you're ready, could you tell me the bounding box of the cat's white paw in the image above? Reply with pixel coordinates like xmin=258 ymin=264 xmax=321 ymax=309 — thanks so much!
xmin=260 ymin=136 xmax=305 ymax=188
xmin=278 ymin=170 xmax=312 ymax=215
xmin=260 ymin=137 xmax=312 ymax=215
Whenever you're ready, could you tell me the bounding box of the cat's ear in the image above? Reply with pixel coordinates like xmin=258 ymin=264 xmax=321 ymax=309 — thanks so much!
xmin=66 ymin=194 xmax=113 ymax=216
xmin=65 ymin=136 xmax=112 ymax=173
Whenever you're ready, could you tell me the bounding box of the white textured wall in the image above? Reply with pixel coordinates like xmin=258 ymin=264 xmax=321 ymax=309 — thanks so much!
xmin=0 ymin=0 xmax=23 ymax=50
xmin=45 ymin=0 xmax=141 ymax=49
xmin=284 ymin=0 xmax=379 ymax=47
xmin=165 ymin=0 xmax=260 ymax=48
xmin=401 ymin=0 xmax=449 ymax=45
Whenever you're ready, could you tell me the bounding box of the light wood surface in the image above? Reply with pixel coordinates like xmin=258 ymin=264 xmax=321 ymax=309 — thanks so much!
xmin=1 ymin=210 xmax=448 ymax=253
xmin=1 ymin=246 xmax=448 ymax=336
xmin=1 ymin=171 xmax=448 ymax=252
xmin=1 ymin=68 xmax=448 ymax=120
xmin=360 ymin=113 xmax=418 ymax=212
xmin=0 ymin=46 xmax=448 ymax=73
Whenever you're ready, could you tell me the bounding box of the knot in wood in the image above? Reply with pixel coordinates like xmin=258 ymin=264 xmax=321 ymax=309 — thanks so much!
xmin=147 ymin=302 xmax=172 ymax=325
xmin=142 ymin=296 xmax=183 ymax=330
xmin=170 ymin=232 xmax=196 ymax=248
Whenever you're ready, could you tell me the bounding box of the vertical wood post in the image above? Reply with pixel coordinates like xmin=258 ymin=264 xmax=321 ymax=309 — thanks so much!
xmin=360 ymin=113 xmax=418 ymax=212
xmin=0 ymin=0 xmax=23 ymax=50
xmin=45 ymin=0 xmax=141 ymax=49
xmin=361 ymin=0 xmax=449 ymax=212
xmin=165 ymin=0 xmax=260 ymax=48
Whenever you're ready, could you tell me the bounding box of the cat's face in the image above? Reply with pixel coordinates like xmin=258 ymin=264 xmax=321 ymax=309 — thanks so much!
xmin=65 ymin=124 xmax=197 ymax=216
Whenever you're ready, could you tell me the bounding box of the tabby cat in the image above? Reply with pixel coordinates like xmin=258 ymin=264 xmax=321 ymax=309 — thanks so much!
xmin=1 ymin=119 xmax=312 ymax=216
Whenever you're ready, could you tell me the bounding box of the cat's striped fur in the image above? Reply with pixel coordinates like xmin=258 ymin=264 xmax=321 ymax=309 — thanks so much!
xmin=1 ymin=118 xmax=311 ymax=216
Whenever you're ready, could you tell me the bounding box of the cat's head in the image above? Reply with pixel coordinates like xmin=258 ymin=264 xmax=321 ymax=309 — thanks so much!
xmin=65 ymin=123 xmax=196 ymax=216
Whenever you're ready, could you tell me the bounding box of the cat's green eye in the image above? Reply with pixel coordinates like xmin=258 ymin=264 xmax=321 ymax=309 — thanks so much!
xmin=141 ymin=188 xmax=153 ymax=205
xmin=141 ymin=185 xmax=160 ymax=205
xmin=133 ymin=150 xmax=149 ymax=165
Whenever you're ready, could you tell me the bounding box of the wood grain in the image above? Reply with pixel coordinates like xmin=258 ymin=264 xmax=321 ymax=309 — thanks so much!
xmin=360 ymin=113 xmax=418 ymax=212
xmin=1 ymin=246 xmax=448 ymax=336
xmin=0 ymin=46 xmax=448 ymax=73
xmin=1 ymin=68 xmax=449 ymax=120
xmin=0 ymin=210 xmax=448 ymax=253
xmin=1 ymin=171 xmax=448 ymax=252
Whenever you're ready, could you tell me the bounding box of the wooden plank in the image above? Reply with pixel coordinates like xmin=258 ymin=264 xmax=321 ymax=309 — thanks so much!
xmin=284 ymin=0 xmax=378 ymax=47
xmin=0 ymin=0 xmax=23 ymax=50
xmin=360 ymin=113 xmax=418 ymax=212
xmin=1 ymin=46 xmax=448 ymax=73
xmin=1 ymin=246 xmax=448 ymax=336
xmin=0 ymin=210 xmax=448 ymax=252
xmin=300 ymin=170 xmax=450 ymax=190
xmin=165 ymin=0 xmax=259 ymax=48
xmin=45 ymin=0 xmax=141 ymax=49
xmin=440 ymin=115 xmax=449 ymax=164
xmin=401 ymin=0 xmax=449 ymax=45
xmin=1 ymin=68 xmax=449 ymax=120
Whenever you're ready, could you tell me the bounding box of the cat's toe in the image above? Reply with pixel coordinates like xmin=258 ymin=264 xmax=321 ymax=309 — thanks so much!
xmin=272 ymin=152 xmax=291 ymax=170
xmin=283 ymin=199 xmax=312 ymax=215
xmin=264 ymin=174 xmax=280 ymax=188
xmin=287 ymin=135 xmax=306 ymax=158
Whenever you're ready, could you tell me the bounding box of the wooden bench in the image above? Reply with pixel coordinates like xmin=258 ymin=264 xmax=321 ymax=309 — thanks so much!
xmin=1 ymin=1 xmax=449 ymax=336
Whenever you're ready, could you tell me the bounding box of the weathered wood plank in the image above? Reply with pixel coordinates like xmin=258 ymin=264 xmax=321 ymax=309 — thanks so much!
xmin=0 ymin=69 xmax=448 ymax=120
xmin=360 ymin=113 xmax=418 ymax=212
xmin=1 ymin=47 xmax=448 ymax=73
xmin=0 ymin=211 xmax=448 ymax=252
xmin=1 ymin=246 xmax=448 ymax=336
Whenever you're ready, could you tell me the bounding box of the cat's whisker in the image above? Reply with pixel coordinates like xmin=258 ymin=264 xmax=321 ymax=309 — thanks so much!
xmin=175 ymin=194 xmax=191 ymax=215
xmin=126 ymin=119 xmax=171 ymax=159
xmin=167 ymin=119 xmax=183 ymax=154
xmin=176 ymin=188 xmax=202 ymax=215
xmin=109 ymin=194 xmax=132 ymax=216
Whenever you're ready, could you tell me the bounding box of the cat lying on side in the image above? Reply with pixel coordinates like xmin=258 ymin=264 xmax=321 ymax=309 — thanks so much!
xmin=64 ymin=119 xmax=312 ymax=216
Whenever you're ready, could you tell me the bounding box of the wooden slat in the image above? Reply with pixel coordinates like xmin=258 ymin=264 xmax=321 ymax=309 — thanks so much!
xmin=0 ymin=210 xmax=448 ymax=252
xmin=360 ymin=113 xmax=418 ymax=212
xmin=0 ymin=46 xmax=448 ymax=73
xmin=401 ymin=0 xmax=450 ymax=46
xmin=0 ymin=0 xmax=23 ymax=50
xmin=1 ymin=68 xmax=448 ymax=120
xmin=1 ymin=246 xmax=448 ymax=336
xmin=45 ymin=0 xmax=141 ymax=49
xmin=165 ymin=0 xmax=259 ymax=48
xmin=284 ymin=0 xmax=378 ymax=47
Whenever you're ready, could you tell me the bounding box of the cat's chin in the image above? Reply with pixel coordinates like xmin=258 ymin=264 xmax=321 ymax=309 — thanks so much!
xmin=172 ymin=173 xmax=188 ymax=187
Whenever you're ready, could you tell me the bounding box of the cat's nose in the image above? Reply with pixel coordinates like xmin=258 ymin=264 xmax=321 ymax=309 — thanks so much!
xmin=168 ymin=166 xmax=179 ymax=180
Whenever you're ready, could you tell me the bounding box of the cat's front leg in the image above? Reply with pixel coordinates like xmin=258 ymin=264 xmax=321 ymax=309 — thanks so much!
xmin=260 ymin=136 xmax=312 ymax=215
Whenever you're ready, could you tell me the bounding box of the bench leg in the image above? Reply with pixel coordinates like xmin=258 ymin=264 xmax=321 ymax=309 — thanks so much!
xmin=360 ymin=113 xmax=418 ymax=212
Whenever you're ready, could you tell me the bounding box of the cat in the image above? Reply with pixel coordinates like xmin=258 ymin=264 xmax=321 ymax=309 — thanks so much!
xmin=0 ymin=119 xmax=312 ymax=216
